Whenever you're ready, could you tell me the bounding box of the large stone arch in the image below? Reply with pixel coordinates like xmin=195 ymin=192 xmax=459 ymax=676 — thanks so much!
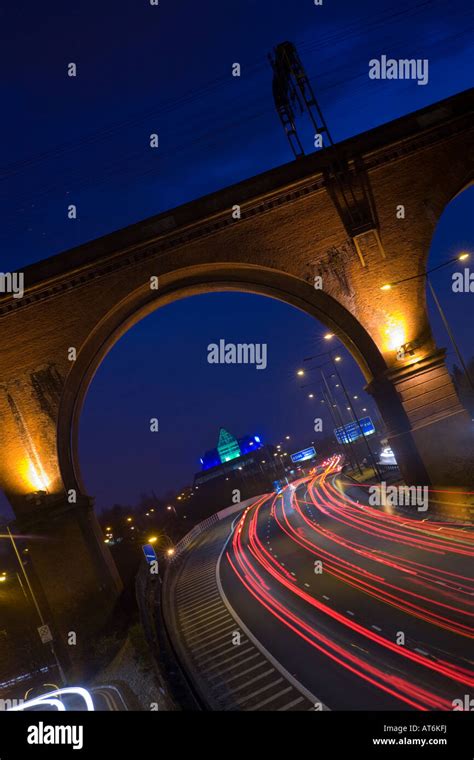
xmin=57 ymin=263 xmax=424 ymax=497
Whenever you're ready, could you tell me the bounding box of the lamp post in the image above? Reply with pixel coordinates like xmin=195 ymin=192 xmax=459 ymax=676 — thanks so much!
xmin=300 ymin=366 xmax=363 ymax=474
xmin=327 ymin=359 xmax=381 ymax=480
xmin=381 ymin=252 xmax=473 ymax=391
xmin=302 ymin=351 xmax=381 ymax=479
xmin=427 ymin=276 xmax=474 ymax=392
xmin=7 ymin=526 xmax=66 ymax=686
xmin=321 ymin=386 xmax=360 ymax=473
xmin=320 ymin=370 xmax=363 ymax=474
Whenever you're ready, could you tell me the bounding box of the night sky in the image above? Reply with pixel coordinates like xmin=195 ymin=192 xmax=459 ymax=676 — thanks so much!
xmin=1 ymin=0 xmax=473 ymax=513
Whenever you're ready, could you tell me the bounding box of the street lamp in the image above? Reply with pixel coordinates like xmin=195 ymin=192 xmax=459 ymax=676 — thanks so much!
xmin=6 ymin=527 xmax=66 ymax=685
xmin=302 ymin=348 xmax=381 ymax=478
xmin=329 ymin=363 xmax=381 ymax=480
xmin=381 ymin=252 xmax=473 ymax=390
xmin=380 ymin=252 xmax=469 ymax=291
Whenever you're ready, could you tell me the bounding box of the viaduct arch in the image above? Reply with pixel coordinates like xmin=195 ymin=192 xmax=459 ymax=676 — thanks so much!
xmin=0 ymin=89 xmax=472 ymax=652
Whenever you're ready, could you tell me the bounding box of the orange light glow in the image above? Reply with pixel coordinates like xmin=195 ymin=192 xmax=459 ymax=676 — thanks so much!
xmin=384 ymin=319 xmax=407 ymax=352
xmin=19 ymin=458 xmax=50 ymax=493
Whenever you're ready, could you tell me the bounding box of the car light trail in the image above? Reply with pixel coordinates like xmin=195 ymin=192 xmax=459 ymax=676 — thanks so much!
xmin=7 ymin=687 xmax=95 ymax=711
xmin=224 ymin=456 xmax=474 ymax=710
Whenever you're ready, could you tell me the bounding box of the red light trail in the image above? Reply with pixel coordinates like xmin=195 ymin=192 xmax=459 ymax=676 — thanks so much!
xmin=224 ymin=456 xmax=474 ymax=710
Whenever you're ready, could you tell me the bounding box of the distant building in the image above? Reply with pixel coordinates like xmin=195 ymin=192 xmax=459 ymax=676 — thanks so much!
xmin=194 ymin=428 xmax=277 ymax=488
xmin=200 ymin=428 xmax=263 ymax=471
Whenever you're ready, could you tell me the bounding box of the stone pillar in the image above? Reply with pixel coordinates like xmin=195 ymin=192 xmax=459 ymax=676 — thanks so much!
xmin=368 ymin=350 xmax=474 ymax=488
xmin=12 ymin=493 xmax=123 ymax=675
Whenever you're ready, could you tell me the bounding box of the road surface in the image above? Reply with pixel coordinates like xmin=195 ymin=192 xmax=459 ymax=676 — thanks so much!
xmin=220 ymin=456 xmax=474 ymax=709
xmin=164 ymin=456 xmax=474 ymax=710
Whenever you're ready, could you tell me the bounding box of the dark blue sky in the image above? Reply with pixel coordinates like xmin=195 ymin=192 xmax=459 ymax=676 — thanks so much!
xmin=1 ymin=0 xmax=473 ymax=513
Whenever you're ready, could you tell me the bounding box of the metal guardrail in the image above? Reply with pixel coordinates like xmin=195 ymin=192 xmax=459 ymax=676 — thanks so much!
xmin=169 ymin=496 xmax=261 ymax=561
xmin=170 ymin=514 xmax=220 ymax=560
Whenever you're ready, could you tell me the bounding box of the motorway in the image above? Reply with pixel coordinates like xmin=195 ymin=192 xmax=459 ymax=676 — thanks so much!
xmin=219 ymin=456 xmax=474 ymax=710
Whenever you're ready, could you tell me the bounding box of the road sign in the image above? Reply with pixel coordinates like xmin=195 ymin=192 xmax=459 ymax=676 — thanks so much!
xmin=37 ymin=624 xmax=53 ymax=644
xmin=334 ymin=416 xmax=375 ymax=445
xmin=290 ymin=446 xmax=316 ymax=463
xmin=142 ymin=543 xmax=158 ymax=566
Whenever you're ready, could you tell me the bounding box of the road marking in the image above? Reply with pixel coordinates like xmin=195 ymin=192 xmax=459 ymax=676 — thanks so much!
xmin=414 ymin=647 xmax=429 ymax=656
xmin=246 ymin=685 xmax=293 ymax=711
xmin=278 ymin=696 xmax=304 ymax=711
xmin=179 ymin=599 xmax=222 ymax=620
xmin=351 ymin=643 xmax=369 ymax=654
xmin=192 ymin=626 xmax=241 ymax=653
xmin=221 ymin=660 xmax=268 ymax=684
xmin=231 ymin=668 xmax=275 ymax=693
xmin=178 ymin=593 xmax=221 ymax=615
xmin=205 ymin=646 xmax=254 ymax=672
xmin=180 ymin=602 xmax=225 ymax=624
xmin=346 ymin=610 xmax=355 ymax=616
xmin=304 ymin=583 xmax=310 ymax=588
xmin=182 ymin=608 xmax=230 ymax=630
xmin=322 ymin=595 xmax=330 ymax=601
xmin=186 ymin=621 xmax=235 ymax=646
xmin=209 ymin=652 xmax=260 ymax=678
xmin=237 ymin=677 xmax=284 ymax=705
xmin=197 ymin=641 xmax=249 ymax=666
xmin=371 ymin=625 xmax=382 ymax=632
xmin=177 ymin=581 xmax=217 ymax=603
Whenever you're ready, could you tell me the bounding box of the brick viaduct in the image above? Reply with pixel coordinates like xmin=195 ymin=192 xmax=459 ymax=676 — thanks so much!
xmin=0 ymin=89 xmax=472 ymax=656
